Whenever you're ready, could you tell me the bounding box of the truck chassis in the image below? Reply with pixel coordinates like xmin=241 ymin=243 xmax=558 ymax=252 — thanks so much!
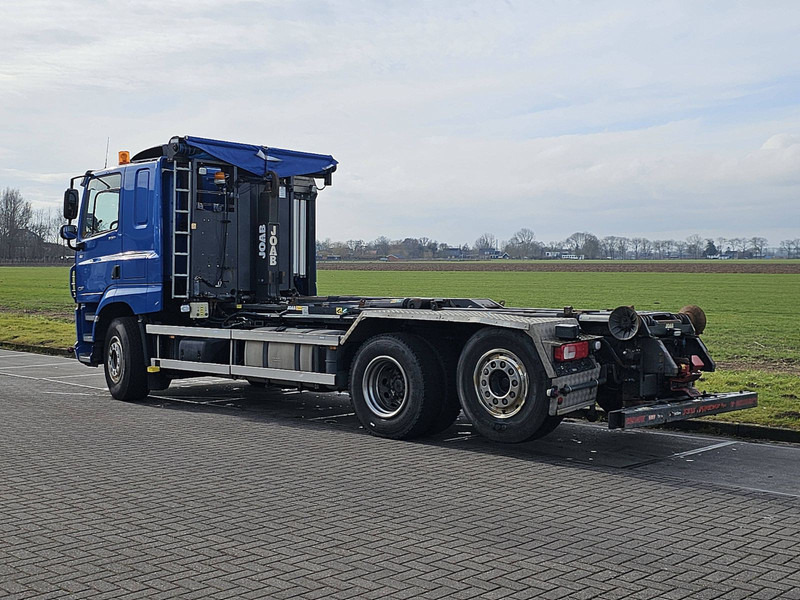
xmin=62 ymin=136 xmax=757 ymax=443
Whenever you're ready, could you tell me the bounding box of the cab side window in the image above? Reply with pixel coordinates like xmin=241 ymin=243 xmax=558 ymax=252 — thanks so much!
xmin=82 ymin=173 xmax=121 ymax=237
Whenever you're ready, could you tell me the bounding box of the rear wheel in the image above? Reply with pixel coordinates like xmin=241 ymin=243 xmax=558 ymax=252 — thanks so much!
xmin=350 ymin=334 xmax=442 ymax=439
xmin=420 ymin=338 xmax=462 ymax=435
xmin=457 ymin=328 xmax=550 ymax=443
xmin=532 ymin=415 xmax=564 ymax=439
xmin=104 ymin=317 xmax=149 ymax=401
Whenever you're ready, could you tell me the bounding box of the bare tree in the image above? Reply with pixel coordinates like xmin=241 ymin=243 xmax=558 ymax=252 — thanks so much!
xmin=401 ymin=237 xmax=424 ymax=258
xmin=616 ymin=237 xmax=630 ymax=260
xmin=724 ymin=237 xmax=750 ymax=256
xmin=630 ymin=237 xmax=644 ymax=259
xmin=372 ymin=236 xmax=391 ymax=256
xmin=780 ymin=239 xmax=800 ymax=258
xmin=750 ymin=237 xmax=767 ymax=258
xmin=475 ymin=233 xmax=497 ymax=251
xmin=345 ymin=239 xmax=365 ymax=258
xmin=686 ymin=234 xmax=704 ymax=259
xmin=582 ymin=234 xmax=601 ymax=259
xmin=30 ymin=207 xmax=62 ymax=245
xmin=565 ymin=232 xmax=588 ymax=254
xmin=0 ymin=188 xmax=33 ymax=260
xmin=662 ymin=240 xmax=674 ymax=259
xmin=505 ymin=228 xmax=540 ymax=258
xmin=316 ymin=238 xmax=332 ymax=254
xmin=601 ymin=236 xmax=617 ymax=259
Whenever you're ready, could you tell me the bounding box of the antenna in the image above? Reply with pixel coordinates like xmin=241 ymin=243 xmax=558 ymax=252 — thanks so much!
xmin=104 ymin=137 xmax=110 ymax=169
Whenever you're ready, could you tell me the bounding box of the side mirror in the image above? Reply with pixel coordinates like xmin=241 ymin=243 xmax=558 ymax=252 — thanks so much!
xmin=60 ymin=224 xmax=78 ymax=241
xmin=63 ymin=188 xmax=79 ymax=220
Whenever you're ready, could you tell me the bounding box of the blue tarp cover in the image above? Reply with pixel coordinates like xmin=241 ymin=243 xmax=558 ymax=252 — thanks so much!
xmin=184 ymin=136 xmax=337 ymax=178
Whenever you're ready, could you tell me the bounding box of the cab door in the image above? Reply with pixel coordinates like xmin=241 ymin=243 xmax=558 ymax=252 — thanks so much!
xmin=75 ymin=172 xmax=123 ymax=304
xmin=121 ymin=165 xmax=155 ymax=281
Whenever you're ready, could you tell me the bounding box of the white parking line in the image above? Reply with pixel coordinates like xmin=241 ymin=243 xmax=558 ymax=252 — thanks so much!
xmin=148 ymin=394 xmax=239 ymax=406
xmin=307 ymin=412 xmax=355 ymax=421
xmin=443 ymin=434 xmax=476 ymax=442
xmin=0 ymin=371 xmax=108 ymax=391
xmin=50 ymin=373 xmax=104 ymax=379
xmin=0 ymin=353 xmax=69 ymax=360
xmin=672 ymin=441 xmax=736 ymax=458
xmin=0 ymin=362 xmax=76 ymax=369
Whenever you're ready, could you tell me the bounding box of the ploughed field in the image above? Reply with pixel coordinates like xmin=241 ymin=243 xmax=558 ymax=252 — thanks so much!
xmin=1 ymin=264 xmax=798 ymax=429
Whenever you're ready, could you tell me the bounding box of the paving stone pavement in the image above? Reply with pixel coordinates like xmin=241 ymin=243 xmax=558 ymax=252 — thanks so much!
xmin=1 ymin=371 xmax=799 ymax=599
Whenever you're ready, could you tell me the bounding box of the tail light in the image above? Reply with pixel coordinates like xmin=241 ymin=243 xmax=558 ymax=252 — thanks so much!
xmin=554 ymin=341 xmax=589 ymax=361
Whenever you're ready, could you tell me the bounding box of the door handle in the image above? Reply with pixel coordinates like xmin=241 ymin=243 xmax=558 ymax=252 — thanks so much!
xmin=111 ymin=265 xmax=120 ymax=279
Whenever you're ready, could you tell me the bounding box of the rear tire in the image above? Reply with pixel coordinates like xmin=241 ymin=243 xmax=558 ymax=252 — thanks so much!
xmin=457 ymin=328 xmax=549 ymax=443
xmin=104 ymin=317 xmax=149 ymax=401
xmin=350 ymin=333 xmax=442 ymax=440
xmin=420 ymin=338 xmax=462 ymax=435
xmin=530 ymin=415 xmax=563 ymax=440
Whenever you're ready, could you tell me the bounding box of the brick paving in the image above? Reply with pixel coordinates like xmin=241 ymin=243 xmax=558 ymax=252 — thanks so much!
xmin=1 ymin=369 xmax=799 ymax=599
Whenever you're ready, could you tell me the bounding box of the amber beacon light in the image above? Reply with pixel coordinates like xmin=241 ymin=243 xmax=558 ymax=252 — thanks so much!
xmin=118 ymin=151 xmax=130 ymax=165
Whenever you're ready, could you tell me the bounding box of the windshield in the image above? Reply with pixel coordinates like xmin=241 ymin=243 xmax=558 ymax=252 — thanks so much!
xmin=81 ymin=173 xmax=121 ymax=238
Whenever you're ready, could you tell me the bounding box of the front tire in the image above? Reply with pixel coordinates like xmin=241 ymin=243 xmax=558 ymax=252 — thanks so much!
xmin=350 ymin=334 xmax=442 ymax=440
xmin=457 ymin=328 xmax=550 ymax=443
xmin=104 ymin=317 xmax=149 ymax=401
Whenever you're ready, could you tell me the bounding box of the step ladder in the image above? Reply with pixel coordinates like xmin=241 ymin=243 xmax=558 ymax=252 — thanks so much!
xmin=171 ymin=160 xmax=192 ymax=299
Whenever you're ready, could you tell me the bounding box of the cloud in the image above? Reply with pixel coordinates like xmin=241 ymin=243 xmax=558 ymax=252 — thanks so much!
xmin=1 ymin=1 xmax=799 ymax=244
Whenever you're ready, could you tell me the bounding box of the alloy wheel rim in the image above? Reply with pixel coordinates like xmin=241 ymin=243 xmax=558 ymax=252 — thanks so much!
xmin=473 ymin=349 xmax=528 ymax=418
xmin=108 ymin=335 xmax=124 ymax=384
xmin=362 ymin=355 xmax=408 ymax=418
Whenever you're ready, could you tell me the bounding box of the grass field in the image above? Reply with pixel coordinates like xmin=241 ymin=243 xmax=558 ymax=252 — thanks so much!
xmin=1 ymin=265 xmax=798 ymax=429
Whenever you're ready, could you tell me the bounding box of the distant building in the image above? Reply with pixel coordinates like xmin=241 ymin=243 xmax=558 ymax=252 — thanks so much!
xmin=481 ymin=248 xmax=509 ymax=260
xmin=442 ymin=247 xmax=466 ymax=259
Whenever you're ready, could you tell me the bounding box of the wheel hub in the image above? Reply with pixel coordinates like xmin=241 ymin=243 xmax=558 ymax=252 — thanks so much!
xmin=473 ymin=349 xmax=528 ymax=418
xmin=107 ymin=335 xmax=124 ymax=384
xmin=363 ymin=355 xmax=408 ymax=418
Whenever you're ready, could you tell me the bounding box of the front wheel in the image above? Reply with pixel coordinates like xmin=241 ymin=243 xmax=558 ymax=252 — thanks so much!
xmin=349 ymin=334 xmax=443 ymax=440
xmin=104 ymin=317 xmax=149 ymax=401
xmin=457 ymin=328 xmax=550 ymax=443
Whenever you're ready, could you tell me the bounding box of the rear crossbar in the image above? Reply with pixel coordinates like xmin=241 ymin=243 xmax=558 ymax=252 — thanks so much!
xmin=608 ymin=391 xmax=758 ymax=430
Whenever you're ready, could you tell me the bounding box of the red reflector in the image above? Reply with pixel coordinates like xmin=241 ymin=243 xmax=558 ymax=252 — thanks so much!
xmin=555 ymin=341 xmax=589 ymax=361
xmin=691 ymin=355 xmax=704 ymax=369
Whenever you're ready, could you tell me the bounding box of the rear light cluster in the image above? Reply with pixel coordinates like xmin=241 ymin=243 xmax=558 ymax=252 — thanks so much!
xmin=554 ymin=341 xmax=589 ymax=362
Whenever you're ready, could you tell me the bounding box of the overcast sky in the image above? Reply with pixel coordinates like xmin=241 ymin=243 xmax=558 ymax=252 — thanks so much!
xmin=1 ymin=1 xmax=799 ymax=247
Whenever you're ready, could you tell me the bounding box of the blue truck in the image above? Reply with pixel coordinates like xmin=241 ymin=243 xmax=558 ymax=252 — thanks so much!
xmin=60 ymin=136 xmax=757 ymax=442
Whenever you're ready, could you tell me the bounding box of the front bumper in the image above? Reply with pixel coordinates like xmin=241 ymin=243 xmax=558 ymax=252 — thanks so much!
xmin=607 ymin=391 xmax=758 ymax=430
